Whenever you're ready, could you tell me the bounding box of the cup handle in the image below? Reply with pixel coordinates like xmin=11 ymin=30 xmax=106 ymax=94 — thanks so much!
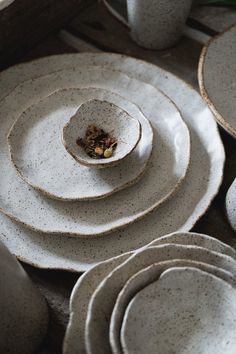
xmin=101 ymin=0 xmax=130 ymax=28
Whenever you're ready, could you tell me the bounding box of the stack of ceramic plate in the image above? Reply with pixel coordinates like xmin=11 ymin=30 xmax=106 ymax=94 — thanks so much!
xmin=0 ymin=53 xmax=225 ymax=273
xmin=64 ymin=231 xmax=236 ymax=354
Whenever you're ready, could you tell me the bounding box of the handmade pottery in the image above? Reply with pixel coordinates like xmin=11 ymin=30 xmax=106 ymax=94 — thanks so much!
xmin=0 ymin=240 xmax=48 ymax=354
xmin=198 ymin=24 xmax=236 ymax=139
xmin=226 ymin=178 xmax=236 ymax=232
xmin=8 ymin=88 xmax=152 ymax=201
xmin=0 ymin=0 xmax=14 ymax=11
xmin=0 ymin=53 xmax=224 ymax=271
xmin=85 ymin=244 xmax=236 ymax=354
xmin=102 ymin=0 xmax=193 ymax=49
xmin=2 ymin=67 xmax=190 ymax=236
xmin=121 ymin=268 xmax=236 ymax=354
xmin=110 ymin=259 xmax=236 ymax=354
xmin=62 ymin=98 xmax=141 ymax=168
xmin=63 ymin=231 xmax=236 ymax=354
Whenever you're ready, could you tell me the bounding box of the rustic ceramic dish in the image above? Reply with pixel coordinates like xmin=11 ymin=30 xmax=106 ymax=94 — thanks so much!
xmin=62 ymin=98 xmax=141 ymax=168
xmin=226 ymin=178 xmax=236 ymax=232
xmin=198 ymin=24 xmax=236 ymax=139
xmin=86 ymin=244 xmax=236 ymax=354
xmin=111 ymin=260 xmax=235 ymax=354
xmin=63 ymin=231 xmax=236 ymax=354
xmin=3 ymin=67 xmax=190 ymax=236
xmin=121 ymin=268 xmax=236 ymax=354
xmin=8 ymin=88 xmax=153 ymax=201
xmin=0 ymin=53 xmax=224 ymax=270
xmin=0 ymin=240 xmax=48 ymax=354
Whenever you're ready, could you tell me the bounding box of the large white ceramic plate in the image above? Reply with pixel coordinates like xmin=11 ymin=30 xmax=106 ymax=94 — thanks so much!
xmin=8 ymin=88 xmax=153 ymax=201
xmin=121 ymin=268 xmax=236 ymax=354
xmin=85 ymin=244 xmax=236 ymax=354
xmin=198 ymin=24 xmax=236 ymax=139
xmin=0 ymin=53 xmax=224 ymax=270
xmin=0 ymin=67 xmax=190 ymax=236
xmin=63 ymin=232 xmax=236 ymax=354
xmin=226 ymin=178 xmax=236 ymax=232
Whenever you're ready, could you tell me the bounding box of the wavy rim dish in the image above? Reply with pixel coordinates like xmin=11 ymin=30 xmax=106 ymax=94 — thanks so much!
xmin=111 ymin=260 xmax=236 ymax=354
xmin=198 ymin=24 xmax=236 ymax=139
xmin=63 ymin=231 xmax=236 ymax=354
xmin=8 ymin=88 xmax=153 ymax=201
xmin=85 ymin=244 xmax=236 ymax=354
xmin=62 ymin=98 xmax=141 ymax=168
xmin=1 ymin=66 xmax=190 ymax=236
xmin=121 ymin=267 xmax=236 ymax=354
xmin=0 ymin=53 xmax=224 ymax=270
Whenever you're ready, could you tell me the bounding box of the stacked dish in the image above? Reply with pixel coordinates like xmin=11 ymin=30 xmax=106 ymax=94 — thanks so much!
xmin=64 ymin=231 xmax=236 ymax=354
xmin=0 ymin=53 xmax=225 ymax=271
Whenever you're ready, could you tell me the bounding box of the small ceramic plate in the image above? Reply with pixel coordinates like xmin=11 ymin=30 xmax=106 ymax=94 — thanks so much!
xmin=0 ymin=53 xmax=224 ymax=269
xmin=8 ymin=88 xmax=152 ymax=201
xmin=85 ymin=244 xmax=236 ymax=354
xmin=111 ymin=260 xmax=236 ymax=354
xmin=63 ymin=231 xmax=236 ymax=354
xmin=226 ymin=178 xmax=236 ymax=232
xmin=121 ymin=268 xmax=236 ymax=354
xmin=2 ymin=66 xmax=190 ymax=236
xmin=62 ymin=99 xmax=141 ymax=168
xmin=198 ymin=24 xmax=236 ymax=139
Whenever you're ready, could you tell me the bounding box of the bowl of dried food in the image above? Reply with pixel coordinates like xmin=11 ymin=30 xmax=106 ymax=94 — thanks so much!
xmin=62 ymin=99 xmax=141 ymax=168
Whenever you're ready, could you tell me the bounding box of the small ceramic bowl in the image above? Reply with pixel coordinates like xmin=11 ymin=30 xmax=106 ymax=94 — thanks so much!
xmin=62 ymin=99 xmax=141 ymax=168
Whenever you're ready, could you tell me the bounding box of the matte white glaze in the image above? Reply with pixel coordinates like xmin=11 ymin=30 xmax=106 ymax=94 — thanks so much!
xmin=8 ymin=88 xmax=152 ymax=201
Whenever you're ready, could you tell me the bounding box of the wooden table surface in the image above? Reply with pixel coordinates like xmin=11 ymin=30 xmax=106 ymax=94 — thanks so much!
xmin=2 ymin=1 xmax=236 ymax=353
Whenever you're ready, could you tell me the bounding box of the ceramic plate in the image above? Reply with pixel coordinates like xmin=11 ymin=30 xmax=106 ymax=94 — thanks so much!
xmin=86 ymin=244 xmax=236 ymax=354
xmin=226 ymin=178 xmax=236 ymax=232
xmin=0 ymin=53 xmax=224 ymax=269
xmin=1 ymin=67 xmax=190 ymax=236
xmin=63 ymin=232 xmax=236 ymax=354
xmin=111 ymin=260 xmax=236 ymax=354
xmin=198 ymin=24 xmax=236 ymax=139
xmin=0 ymin=0 xmax=14 ymax=11
xmin=121 ymin=268 xmax=236 ymax=354
xmin=8 ymin=88 xmax=153 ymax=201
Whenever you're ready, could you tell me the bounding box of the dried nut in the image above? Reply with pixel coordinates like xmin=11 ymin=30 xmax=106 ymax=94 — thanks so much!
xmin=104 ymin=148 xmax=113 ymax=158
xmin=95 ymin=146 xmax=104 ymax=156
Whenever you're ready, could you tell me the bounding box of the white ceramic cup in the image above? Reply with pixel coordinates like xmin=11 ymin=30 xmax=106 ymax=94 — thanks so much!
xmin=102 ymin=0 xmax=193 ymax=49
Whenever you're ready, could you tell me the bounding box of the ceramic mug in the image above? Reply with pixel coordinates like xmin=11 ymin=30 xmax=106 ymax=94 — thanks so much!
xmin=102 ymin=0 xmax=193 ymax=49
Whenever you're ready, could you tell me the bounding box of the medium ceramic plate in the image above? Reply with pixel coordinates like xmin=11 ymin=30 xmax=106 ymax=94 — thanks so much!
xmin=111 ymin=260 xmax=236 ymax=354
xmin=198 ymin=24 xmax=236 ymax=139
xmin=121 ymin=268 xmax=236 ymax=354
xmin=8 ymin=88 xmax=153 ymax=201
xmin=86 ymin=244 xmax=236 ymax=354
xmin=63 ymin=231 xmax=236 ymax=354
xmin=0 ymin=53 xmax=224 ymax=269
xmin=1 ymin=67 xmax=190 ymax=236
xmin=226 ymin=178 xmax=236 ymax=232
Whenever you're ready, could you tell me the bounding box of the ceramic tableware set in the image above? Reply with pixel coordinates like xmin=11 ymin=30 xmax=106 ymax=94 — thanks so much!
xmin=64 ymin=231 xmax=236 ymax=354
xmin=0 ymin=22 xmax=235 ymax=353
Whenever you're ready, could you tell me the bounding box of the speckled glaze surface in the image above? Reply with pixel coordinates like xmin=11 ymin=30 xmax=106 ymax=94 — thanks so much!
xmin=121 ymin=268 xmax=236 ymax=354
xmin=63 ymin=231 xmax=235 ymax=354
xmin=1 ymin=67 xmax=190 ymax=236
xmin=8 ymin=88 xmax=152 ymax=201
xmin=63 ymin=253 xmax=132 ymax=354
xmin=85 ymin=244 xmax=236 ymax=354
xmin=226 ymin=178 xmax=236 ymax=232
xmin=0 ymin=240 xmax=48 ymax=354
xmin=103 ymin=0 xmax=193 ymax=49
xmin=62 ymin=98 xmax=141 ymax=168
xmin=110 ymin=260 xmax=236 ymax=354
xmin=0 ymin=53 xmax=224 ymax=270
xmin=198 ymin=24 xmax=236 ymax=139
